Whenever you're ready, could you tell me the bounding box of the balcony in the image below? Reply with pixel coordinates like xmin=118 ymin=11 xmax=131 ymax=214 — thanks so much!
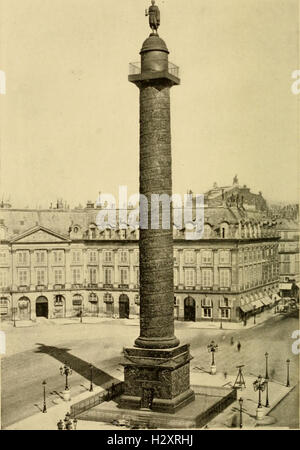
xmin=53 ymin=284 xmax=65 ymax=290
xmin=36 ymin=285 xmax=47 ymax=291
xmin=71 ymin=284 xmax=83 ymax=289
xmin=88 ymin=283 xmax=98 ymax=289
xmin=119 ymin=284 xmax=129 ymax=289
xmin=18 ymin=285 xmax=30 ymax=292
xmin=103 ymin=284 xmax=113 ymax=289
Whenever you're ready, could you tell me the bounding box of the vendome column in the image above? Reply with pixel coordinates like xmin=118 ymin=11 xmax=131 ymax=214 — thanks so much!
xmin=120 ymin=7 xmax=195 ymax=414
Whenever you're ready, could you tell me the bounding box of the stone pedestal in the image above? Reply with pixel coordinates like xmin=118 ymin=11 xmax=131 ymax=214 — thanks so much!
xmin=119 ymin=344 xmax=195 ymax=414
xmin=256 ymin=407 xmax=264 ymax=420
xmin=210 ymin=364 xmax=217 ymax=375
xmin=62 ymin=389 xmax=71 ymax=402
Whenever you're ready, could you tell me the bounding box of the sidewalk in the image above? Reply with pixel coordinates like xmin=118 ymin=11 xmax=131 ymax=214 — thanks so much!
xmin=3 ymin=381 xmax=119 ymax=430
xmin=5 ymin=363 xmax=293 ymax=430
xmin=180 ymin=308 xmax=277 ymax=331
xmin=190 ymin=370 xmax=294 ymax=429
xmin=1 ymin=308 xmax=276 ymax=331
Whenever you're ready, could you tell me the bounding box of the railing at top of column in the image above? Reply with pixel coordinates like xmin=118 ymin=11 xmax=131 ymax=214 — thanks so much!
xmin=129 ymin=61 xmax=180 ymax=78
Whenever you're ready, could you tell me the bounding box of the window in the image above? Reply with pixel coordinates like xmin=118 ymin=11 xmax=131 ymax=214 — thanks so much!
xmin=174 ymin=268 xmax=178 ymax=286
xmin=36 ymin=269 xmax=46 ymax=285
xmin=53 ymin=251 xmax=64 ymax=264
xmin=120 ymin=251 xmax=128 ymax=264
xmin=202 ymin=307 xmax=212 ymax=318
xmin=0 ymin=270 xmax=8 ymax=288
xmin=184 ymin=251 xmax=195 ymax=264
xmin=202 ymin=269 xmax=213 ymax=287
xmin=72 ymin=250 xmax=81 ymax=264
xmin=104 ymin=267 xmax=113 ymax=285
xmin=17 ymin=251 xmax=29 ymax=265
xmin=0 ymin=252 xmax=8 ymax=264
xmin=72 ymin=268 xmax=81 ymax=284
xmin=104 ymin=251 xmax=112 ymax=264
xmin=0 ymin=297 xmax=9 ymax=315
xmin=89 ymin=250 xmax=98 ymax=264
xmin=238 ymin=251 xmax=243 ymax=265
xmin=221 ymin=308 xmax=230 ymax=319
xmin=244 ymin=251 xmax=248 ymax=264
xmin=219 ymin=250 xmax=230 ymax=264
xmin=104 ymin=292 xmax=113 ymax=303
xmin=136 ymin=268 xmax=139 ymax=286
xmin=54 ymin=269 xmax=64 ymax=285
xmin=18 ymin=269 xmax=28 ymax=285
xmin=219 ymin=269 xmax=231 ymax=288
xmin=72 ymin=294 xmax=83 ymax=306
xmin=89 ymin=267 xmax=97 ymax=284
xmin=173 ymin=250 xmax=179 ymax=265
xmin=36 ymin=251 xmax=46 ymax=264
xmin=120 ymin=267 xmax=128 ymax=285
xmin=202 ymin=251 xmax=212 ymax=264
xmin=239 ymin=268 xmax=243 ymax=287
xmin=185 ymin=269 xmax=195 ymax=287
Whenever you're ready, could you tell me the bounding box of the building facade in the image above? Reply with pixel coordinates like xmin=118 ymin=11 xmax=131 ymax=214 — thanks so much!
xmin=276 ymin=219 xmax=299 ymax=299
xmin=0 ymin=204 xmax=280 ymax=323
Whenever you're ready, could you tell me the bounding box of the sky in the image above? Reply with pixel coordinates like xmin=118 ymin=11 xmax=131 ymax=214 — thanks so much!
xmin=0 ymin=0 xmax=299 ymax=208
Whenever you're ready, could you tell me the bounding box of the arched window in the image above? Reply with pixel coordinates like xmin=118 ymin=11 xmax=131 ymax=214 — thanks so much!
xmin=104 ymin=292 xmax=113 ymax=303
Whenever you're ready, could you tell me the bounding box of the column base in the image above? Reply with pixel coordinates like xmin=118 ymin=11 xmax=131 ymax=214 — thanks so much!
xmin=134 ymin=335 xmax=180 ymax=349
xmin=119 ymin=344 xmax=195 ymax=414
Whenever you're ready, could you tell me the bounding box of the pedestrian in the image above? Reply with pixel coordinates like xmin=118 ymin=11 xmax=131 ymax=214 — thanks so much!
xmin=237 ymin=341 xmax=241 ymax=352
xmin=224 ymin=370 xmax=228 ymax=379
xmin=230 ymin=337 xmax=234 ymax=346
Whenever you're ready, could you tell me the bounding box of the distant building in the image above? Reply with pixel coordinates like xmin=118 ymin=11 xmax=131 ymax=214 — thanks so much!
xmin=204 ymin=177 xmax=268 ymax=212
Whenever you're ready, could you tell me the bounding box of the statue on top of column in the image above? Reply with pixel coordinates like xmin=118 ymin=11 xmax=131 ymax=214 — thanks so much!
xmin=145 ymin=0 xmax=160 ymax=35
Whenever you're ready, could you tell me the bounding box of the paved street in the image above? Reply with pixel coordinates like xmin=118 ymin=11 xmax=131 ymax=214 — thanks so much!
xmin=1 ymin=313 xmax=299 ymax=429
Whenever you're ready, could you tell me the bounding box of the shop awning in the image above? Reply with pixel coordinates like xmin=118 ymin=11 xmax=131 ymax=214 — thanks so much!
xmin=240 ymin=304 xmax=253 ymax=313
xmin=252 ymin=299 xmax=264 ymax=309
xmin=261 ymin=297 xmax=273 ymax=306
xmin=279 ymin=283 xmax=292 ymax=290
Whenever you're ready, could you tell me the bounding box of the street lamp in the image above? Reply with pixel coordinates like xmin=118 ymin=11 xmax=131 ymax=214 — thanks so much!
xmin=207 ymin=340 xmax=218 ymax=374
xmin=60 ymin=364 xmax=72 ymax=401
xmin=253 ymin=306 xmax=256 ymax=324
xmin=286 ymin=359 xmax=290 ymax=387
xmin=239 ymin=397 xmax=243 ymax=429
xmin=42 ymin=380 xmax=47 ymax=413
xmin=89 ymin=364 xmax=94 ymax=392
xmin=265 ymin=352 xmax=269 ymax=380
xmin=253 ymin=375 xmax=266 ymax=420
xmin=265 ymin=379 xmax=270 ymax=407
xmin=220 ymin=313 xmax=223 ymax=329
xmin=12 ymin=307 xmax=17 ymax=327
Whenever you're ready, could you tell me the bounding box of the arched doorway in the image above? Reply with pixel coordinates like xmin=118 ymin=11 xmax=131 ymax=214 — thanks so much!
xmin=119 ymin=294 xmax=130 ymax=319
xmin=54 ymin=295 xmax=65 ymax=318
xmin=88 ymin=293 xmax=99 ymax=316
xmin=36 ymin=296 xmax=48 ymax=318
xmin=72 ymin=294 xmax=83 ymax=317
xmin=18 ymin=297 xmax=31 ymax=320
xmin=184 ymin=296 xmax=196 ymax=322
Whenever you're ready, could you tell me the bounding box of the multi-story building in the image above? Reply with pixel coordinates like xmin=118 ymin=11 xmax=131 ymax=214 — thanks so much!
xmin=0 ymin=201 xmax=280 ymax=324
xmin=277 ymin=219 xmax=299 ymax=299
